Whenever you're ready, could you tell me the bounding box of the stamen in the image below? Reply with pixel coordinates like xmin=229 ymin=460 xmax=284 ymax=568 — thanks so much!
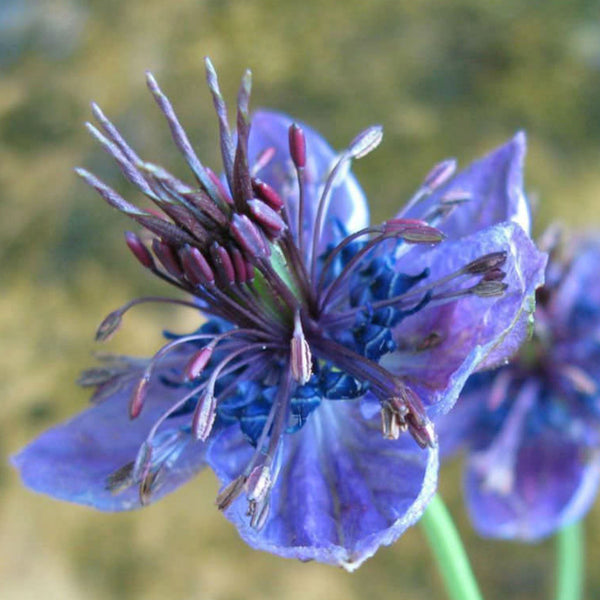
xmin=204 ymin=57 xmax=235 ymax=187
xmin=422 ymin=158 xmax=457 ymax=191
xmin=462 ymin=251 xmax=508 ymax=275
xmin=347 ymin=125 xmax=383 ymax=159
xmin=191 ymin=391 xmax=218 ymax=441
xmin=230 ymin=214 xmax=270 ymax=260
xmin=206 ymin=168 xmax=234 ymax=206
xmin=216 ymin=475 xmax=247 ymax=510
xmin=560 ymin=364 xmax=598 ymax=395
xmin=252 ymin=178 xmax=285 ymax=211
xmin=130 ymin=374 xmax=150 ymax=419
xmin=210 ymin=242 xmax=236 ymax=284
xmin=84 ymin=122 xmax=158 ymax=200
xmin=152 ymin=239 xmax=184 ymax=279
xmin=289 ymin=124 xmax=307 ymax=257
xmin=290 ymin=312 xmax=312 ymax=384
xmin=231 ymin=69 xmax=253 ymax=209
xmin=91 ymin=102 xmax=142 ymax=166
xmin=145 ymin=72 xmax=221 ymax=203
xmin=399 ymin=158 xmax=457 ymax=216
xmin=247 ymin=199 xmax=287 ymax=238
xmin=180 ymin=245 xmax=216 ymax=286
xmin=124 ymin=231 xmax=155 ymax=269
xmin=309 ymin=126 xmax=381 ymax=281
xmin=250 ymin=147 xmax=276 ymax=176
xmin=245 ymin=465 xmax=272 ymax=504
xmin=288 ymin=123 xmax=307 ymax=169
xmin=184 ymin=343 xmax=216 ymax=381
xmin=382 ymin=219 xmax=445 ymax=243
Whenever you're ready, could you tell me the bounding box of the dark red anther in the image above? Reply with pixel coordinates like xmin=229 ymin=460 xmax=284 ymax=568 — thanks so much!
xmin=152 ymin=239 xmax=184 ymax=278
xmin=210 ymin=242 xmax=236 ymax=284
xmin=206 ymin=167 xmax=234 ymax=206
xmin=130 ymin=375 xmax=150 ymax=419
xmin=288 ymin=123 xmax=306 ymax=169
xmin=125 ymin=231 xmax=155 ymax=269
xmin=251 ymin=178 xmax=285 ymax=211
xmin=180 ymin=245 xmax=215 ymax=286
xmin=248 ymin=199 xmax=287 ymax=238
xmin=184 ymin=344 xmax=215 ymax=380
xmin=230 ymin=213 xmax=270 ymax=260
xmin=230 ymin=247 xmax=248 ymax=283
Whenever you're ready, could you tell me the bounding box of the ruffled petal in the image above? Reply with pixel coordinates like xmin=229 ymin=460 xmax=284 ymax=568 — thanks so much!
xmin=404 ymin=132 xmax=531 ymax=237
xmin=248 ymin=110 xmax=369 ymax=253
xmin=12 ymin=379 xmax=207 ymax=511
xmin=465 ymin=428 xmax=600 ymax=540
xmin=207 ymin=398 xmax=437 ymax=570
xmin=383 ymin=222 xmax=546 ymax=415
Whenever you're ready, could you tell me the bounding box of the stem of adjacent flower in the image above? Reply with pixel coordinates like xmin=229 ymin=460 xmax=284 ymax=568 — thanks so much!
xmin=555 ymin=521 xmax=584 ymax=600
xmin=420 ymin=494 xmax=484 ymax=600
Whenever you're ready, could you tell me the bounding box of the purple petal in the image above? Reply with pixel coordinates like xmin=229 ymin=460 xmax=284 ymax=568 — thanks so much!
xmin=248 ymin=110 xmax=369 ymax=253
xmin=434 ymin=387 xmax=487 ymax=460
xmin=404 ymin=132 xmax=531 ymax=237
xmin=383 ymin=222 xmax=546 ymax=415
xmin=12 ymin=378 xmax=207 ymax=510
xmin=465 ymin=428 xmax=600 ymax=540
xmin=550 ymin=238 xmax=600 ymax=336
xmin=207 ymin=397 xmax=437 ymax=570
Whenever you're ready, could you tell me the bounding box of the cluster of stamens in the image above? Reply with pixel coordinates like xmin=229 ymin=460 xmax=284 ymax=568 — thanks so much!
xmin=79 ymin=58 xmax=510 ymax=526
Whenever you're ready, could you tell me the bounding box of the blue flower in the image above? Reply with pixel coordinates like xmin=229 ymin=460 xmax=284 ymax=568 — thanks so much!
xmin=12 ymin=60 xmax=545 ymax=569
xmin=438 ymin=231 xmax=600 ymax=541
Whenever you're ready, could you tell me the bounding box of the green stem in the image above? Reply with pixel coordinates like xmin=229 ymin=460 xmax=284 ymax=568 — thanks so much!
xmin=555 ymin=521 xmax=584 ymax=600
xmin=421 ymin=494 xmax=484 ymax=600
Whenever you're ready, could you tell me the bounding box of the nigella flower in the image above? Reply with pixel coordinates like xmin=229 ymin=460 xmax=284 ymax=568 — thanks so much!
xmin=438 ymin=230 xmax=600 ymax=540
xmin=12 ymin=59 xmax=546 ymax=569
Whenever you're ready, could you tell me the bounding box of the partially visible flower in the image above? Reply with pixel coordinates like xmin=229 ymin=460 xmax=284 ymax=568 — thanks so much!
xmin=12 ymin=59 xmax=545 ymax=568
xmin=438 ymin=230 xmax=600 ymax=540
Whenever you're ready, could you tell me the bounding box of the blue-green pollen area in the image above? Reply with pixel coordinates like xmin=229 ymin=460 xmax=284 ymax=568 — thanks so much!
xmin=162 ymin=238 xmax=431 ymax=446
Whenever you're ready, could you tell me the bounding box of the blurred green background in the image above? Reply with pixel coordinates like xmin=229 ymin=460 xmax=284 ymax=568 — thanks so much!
xmin=3 ymin=1 xmax=600 ymax=598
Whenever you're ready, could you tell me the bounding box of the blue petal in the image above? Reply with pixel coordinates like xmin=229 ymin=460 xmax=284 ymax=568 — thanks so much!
xmin=206 ymin=397 xmax=437 ymax=569
xmin=382 ymin=222 xmax=546 ymax=415
xmin=248 ymin=110 xmax=369 ymax=254
xmin=465 ymin=427 xmax=600 ymax=540
xmin=404 ymin=132 xmax=531 ymax=237
xmin=12 ymin=379 xmax=207 ymax=510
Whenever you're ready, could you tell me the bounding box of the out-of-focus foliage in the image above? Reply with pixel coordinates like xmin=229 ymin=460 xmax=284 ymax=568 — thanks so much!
xmin=2 ymin=1 xmax=600 ymax=599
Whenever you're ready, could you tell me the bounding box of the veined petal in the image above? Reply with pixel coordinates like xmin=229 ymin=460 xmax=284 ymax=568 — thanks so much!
xmin=207 ymin=398 xmax=437 ymax=569
xmin=405 ymin=132 xmax=531 ymax=237
xmin=382 ymin=222 xmax=546 ymax=415
xmin=12 ymin=379 xmax=207 ymax=511
xmin=249 ymin=110 xmax=369 ymax=252
xmin=465 ymin=428 xmax=600 ymax=540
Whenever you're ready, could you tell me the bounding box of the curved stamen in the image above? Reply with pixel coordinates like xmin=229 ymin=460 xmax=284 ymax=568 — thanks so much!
xmin=309 ymin=150 xmax=354 ymax=281
xmin=315 ymin=226 xmax=382 ymax=293
xmin=318 ymin=233 xmax=397 ymax=312
xmin=95 ymin=296 xmax=202 ymax=342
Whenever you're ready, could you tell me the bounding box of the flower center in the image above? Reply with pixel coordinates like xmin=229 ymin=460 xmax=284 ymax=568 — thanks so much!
xmin=81 ymin=59 xmax=510 ymax=525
